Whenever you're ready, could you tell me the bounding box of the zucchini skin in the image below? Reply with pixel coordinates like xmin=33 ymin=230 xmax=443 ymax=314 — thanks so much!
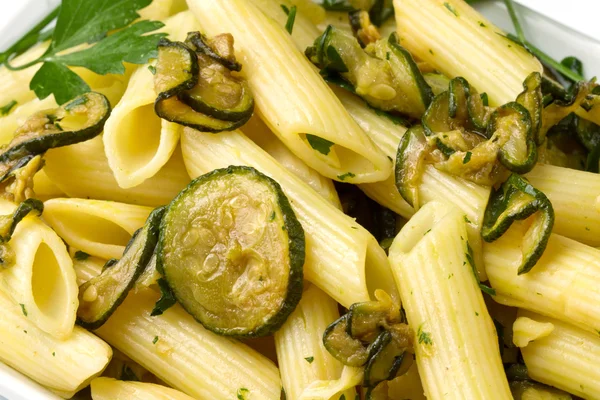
xmin=177 ymin=85 xmax=254 ymax=123
xmin=154 ymin=39 xmax=200 ymax=103
xmin=157 ymin=166 xmax=304 ymax=337
xmin=185 ymin=32 xmax=242 ymax=72
xmin=76 ymin=206 xmax=165 ymax=330
xmin=0 ymin=92 xmax=110 ymax=164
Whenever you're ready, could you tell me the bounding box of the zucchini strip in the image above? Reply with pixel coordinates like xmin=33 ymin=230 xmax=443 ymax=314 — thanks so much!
xmin=482 ymin=174 xmax=554 ymax=275
xmin=158 ymin=166 xmax=305 ymax=337
xmin=394 ymin=125 xmax=428 ymax=209
xmin=0 ymin=198 xmax=43 ymax=266
xmin=153 ymin=34 xmax=254 ymax=133
xmin=77 ymin=206 xmax=165 ymax=329
xmin=306 ymin=26 xmax=432 ymax=119
xmin=322 ymin=290 xmax=413 ymax=389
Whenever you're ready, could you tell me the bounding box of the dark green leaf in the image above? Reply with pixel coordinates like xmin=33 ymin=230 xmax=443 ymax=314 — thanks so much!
xmin=151 ymin=278 xmax=177 ymax=316
xmin=74 ymin=251 xmax=90 ymax=261
xmin=30 ymin=62 xmax=90 ymax=104
xmin=560 ymin=56 xmax=584 ymax=85
xmin=50 ymin=0 xmax=152 ymax=53
xmin=369 ymin=0 xmax=394 ymax=26
xmin=47 ymin=21 xmax=166 ymax=75
xmin=306 ymin=134 xmax=334 ymax=155
xmin=0 ymin=100 xmax=17 ymax=116
xmin=284 ymin=5 xmax=297 ymax=34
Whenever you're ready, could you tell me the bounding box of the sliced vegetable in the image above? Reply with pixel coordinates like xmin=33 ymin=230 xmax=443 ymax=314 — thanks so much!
xmin=77 ymin=207 xmax=165 ymax=329
xmin=0 ymin=199 xmax=44 ymax=267
xmin=423 ymin=73 xmax=450 ymax=96
xmin=322 ymin=290 xmax=413 ymax=387
xmin=323 ymin=314 xmax=370 ymax=366
xmin=510 ymin=380 xmax=572 ymax=399
xmin=306 ymin=26 xmax=432 ymax=118
xmin=481 ymin=174 xmax=554 ymax=275
xmin=154 ymin=34 xmax=254 ymax=133
xmin=516 ymin=72 xmax=543 ymax=144
xmin=394 ymin=125 xmax=428 ymax=208
xmin=576 ymin=117 xmax=600 ymax=173
xmin=363 ymin=329 xmax=413 ymax=388
xmin=488 ymin=102 xmax=537 ymax=174
xmin=158 ymin=166 xmax=304 ymax=337
xmin=540 ymin=80 xmax=591 ymax=139
xmin=349 ymin=10 xmax=380 ymax=47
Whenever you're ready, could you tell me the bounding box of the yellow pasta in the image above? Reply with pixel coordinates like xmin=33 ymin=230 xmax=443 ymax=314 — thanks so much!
xmin=187 ymin=0 xmax=391 ymax=184
xmin=91 ymin=377 xmax=195 ymax=400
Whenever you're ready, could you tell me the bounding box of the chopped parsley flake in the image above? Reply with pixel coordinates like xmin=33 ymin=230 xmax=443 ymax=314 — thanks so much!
xmin=152 ymin=336 xmax=159 ymax=344
xmin=337 ymin=172 xmax=356 ymax=181
xmin=0 ymin=100 xmax=17 ymax=116
xmin=462 ymin=151 xmax=472 ymax=164
xmin=237 ymin=388 xmax=250 ymax=400
xmin=443 ymin=2 xmax=459 ymax=16
xmin=20 ymin=303 xmax=27 ymax=317
xmin=269 ymin=211 xmax=276 ymax=221
xmin=148 ymin=65 xmax=156 ymax=75
xmin=74 ymin=250 xmax=90 ymax=261
xmin=463 ymin=216 xmax=471 ymax=224
xmin=304 ymin=356 xmax=314 ymax=363
xmin=306 ymin=134 xmax=334 ymax=155
xmin=417 ymin=325 xmax=433 ymax=345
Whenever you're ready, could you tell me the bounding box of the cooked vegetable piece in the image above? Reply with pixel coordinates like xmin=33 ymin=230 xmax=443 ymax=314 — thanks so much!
xmin=348 ymin=290 xmax=400 ymax=340
xmin=323 ymin=314 xmax=370 ymax=367
xmin=516 ymin=72 xmax=543 ymax=144
xmin=0 ymin=198 xmax=44 ymax=267
xmin=510 ymin=380 xmax=572 ymax=399
xmin=77 ymin=207 xmax=165 ymax=329
xmin=576 ymin=118 xmax=600 ymax=173
xmin=153 ymin=34 xmax=253 ymax=132
xmin=0 ymin=92 xmax=110 ymax=171
xmin=423 ymin=73 xmax=450 ymax=96
xmin=489 ymin=102 xmax=537 ymax=174
xmin=540 ymin=80 xmax=591 ymax=139
xmin=349 ymin=10 xmax=381 ymax=47
xmin=394 ymin=125 xmax=428 ymax=208
xmin=482 ymin=174 xmax=554 ymax=275
xmin=306 ymin=27 xmax=432 ymax=118
xmin=158 ymin=166 xmax=304 ymax=337
xmin=153 ymin=39 xmax=199 ymax=101
xmin=363 ymin=330 xmax=413 ymax=388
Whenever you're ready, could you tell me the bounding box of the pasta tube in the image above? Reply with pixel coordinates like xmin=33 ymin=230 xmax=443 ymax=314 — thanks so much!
xmin=181 ymin=128 xmax=398 ymax=308
xmin=484 ymin=222 xmax=600 ymax=335
xmin=33 ymin=170 xmax=66 ymax=201
xmin=515 ymin=310 xmax=600 ymax=399
xmin=91 ymin=378 xmax=195 ymax=400
xmin=393 ymin=0 xmax=542 ymax=106
xmin=0 ymin=200 xmax=77 ymax=339
xmin=525 ymin=163 xmax=600 ymax=247
xmin=95 ymin=289 xmax=282 ymax=400
xmin=242 ymin=116 xmax=342 ymax=208
xmin=138 ymin=0 xmax=188 ymax=20
xmin=187 ymin=0 xmax=391 ymax=183
xmin=0 ymin=287 xmax=111 ymax=396
xmin=43 ymin=136 xmax=190 ymax=207
xmin=103 ymin=11 xmax=199 ymax=188
xmin=389 ymin=201 xmax=511 ymax=400
xmin=275 ymin=284 xmax=356 ymax=400
xmin=42 ymin=198 xmax=152 ymax=260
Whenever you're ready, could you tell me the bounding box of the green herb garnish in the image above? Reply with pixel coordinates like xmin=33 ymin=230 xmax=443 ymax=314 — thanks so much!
xmin=281 ymin=5 xmax=297 ymax=35
xmin=237 ymin=388 xmax=250 ymax=400
xmin=306 ymin=134 xmax=334 ymax=155
xmin=74 ymin=250 xmax=90 ymax=261
xmin=304 ymin=356 xmax=314 ymax=363
xmin=20 ymin=303 xmax=27 ymax=317
xmin=443 ymin=2 xmax=459 ymax=16
xmin=337 ymin=172 xmax=356 ymax=181
xmin=0 ymin=100 xmax=17 ymax=116
xmin=417 ymin=325 xmax=433 ymax=345
xmin=150 ymin=278 xmax=177 ymax=316
xmin=4 ymin=0 xmax=167 ymax=104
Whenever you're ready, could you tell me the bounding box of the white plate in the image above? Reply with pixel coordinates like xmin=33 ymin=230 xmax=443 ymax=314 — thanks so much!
xmin=0 ymin=2 xmax=598 ymax=399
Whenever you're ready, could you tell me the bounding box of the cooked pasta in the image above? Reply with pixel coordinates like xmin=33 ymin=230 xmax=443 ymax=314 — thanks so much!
xmin=0 ymin=0 xmax=598 ymax=398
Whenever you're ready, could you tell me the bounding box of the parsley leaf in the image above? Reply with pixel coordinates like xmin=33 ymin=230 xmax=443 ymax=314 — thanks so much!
xmin=337 ymin=172 xmax=356 ymax=181
xmin=7 ymin=0 xmax=166 ymax=104
xmin=237 ymin=388 xmax=250 ymax=400
xmin=151 ymin=278 xmax=177 ymax=316
xmin=417 ymin=325 xmax=432 ymax=345
xmin=20 ymin=303 xmax=28 ymax=317
xmin=462 ymin=151 xmax=472 ymax=164
xmin=306 ymin=134 xmax=334 ymax=155
xmin=282 ymin=5 xmax=297 ymax=35
xmin=443 ymin=2 xmax=459 ymax=16
xmin=304 ymin=356 xmax=314 ymax=363
xmin=74 ymin=250 xmax=90 ymax=261
xmin=0 ymin=100 xmax=17 ymax=116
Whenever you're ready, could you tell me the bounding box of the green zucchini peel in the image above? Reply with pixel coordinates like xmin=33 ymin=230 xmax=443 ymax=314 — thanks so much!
xmin=482 ymin=174 xmax=554 ymax=275
xmin=394 ymin=125 xmax=428 ymax=209
xmin=306 ymin=26 xmax=432 ymax=118
xmin=0 ymin=198 xmax=44 ymax=267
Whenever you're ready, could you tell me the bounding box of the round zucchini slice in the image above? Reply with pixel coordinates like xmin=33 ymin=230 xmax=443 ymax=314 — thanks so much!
xmin=158 ymin=166 xmax=305 ymax=337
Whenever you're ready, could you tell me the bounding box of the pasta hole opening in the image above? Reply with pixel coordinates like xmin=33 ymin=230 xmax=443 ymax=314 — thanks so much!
xmin=116 ymin=104 xmax=162 ymax=171
xmin=50 ymin=209 xmax=132 ymax=247
xmin=31 ymin=242 xmax=67 ymax=321
xmin=365 ymin=238 xmax=400 ymax=303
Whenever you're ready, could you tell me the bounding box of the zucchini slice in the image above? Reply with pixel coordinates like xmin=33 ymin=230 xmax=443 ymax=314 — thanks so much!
xmin=158 ymin=166 xmax=304 ymax=337
xmin=323 ymin=314 xmax=370 ymax=367
xmin=0 ymin=92 xmax=109 ymax=174
xmin=349 ymin=10 xmax=381 ymax=47
xmin=482 ymin=174 xmax=554 ymax=275
xmin=488 ymin=102 xmax=537 ymax=174
xmin=516 ymin=72 xmax=543 ymax=144
xmin=394 ymin=125 xmax=428 ymax=209
xmin=77 ymin=206 xmax=165 ymax=329
xmin=306 ymin=26 xmax=432 ymax=118
xmin=364 ymin=330 xmax=413 ymax=388
xmin=153 ymin=34 xmax=254 ymax=133
xmin=0 ymin=198 xmax=44 ymax=266
xmin=576 ymin=118 xmax=600 ymax=173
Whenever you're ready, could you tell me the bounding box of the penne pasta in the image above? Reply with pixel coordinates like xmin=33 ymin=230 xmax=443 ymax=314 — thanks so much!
xmin=181 ymin=127 xmax=398 ymax=308
xmin=94 ymin=288 xmax=282 ymax=400
xmin=0 ymin=200 xmax=77 ymax=339
xmin=138 ymin=0 xmax=188 ymax=20
xmin=91 ymin=377 xmax=195 ymax=400
xmin=515 ymin=310 xmax=600 ymax=399
xmin=275 ymin=284 xmax=356 ymax=400
xmin=393 ymin=0 xmax=542 ymax=105
xmin=0 ymin=287 xmax=111 ymax=396
xmin=43 ymin=136 xmax=190 ymax=207
xmin=389 ymin=201 xmax=511 ymax=399
xmin=33 ymin=170 xmax=66 ymax=202
xmin=484 ymin=221 xmax=600 ymax=335
xmin=103 ymin=11 xmax=200 ymax=188
xmin=525 ymin=163 xmax=600 ymax=247
xmin=187 ymin=0 xmax=391 ymax=184
xmin=42 ymin=198 xmax=153 ymax=260
xmin=241 ymin=116 xmax=342 ymax=209
xmin=299 ymin=366 xmax=363 ymax=400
